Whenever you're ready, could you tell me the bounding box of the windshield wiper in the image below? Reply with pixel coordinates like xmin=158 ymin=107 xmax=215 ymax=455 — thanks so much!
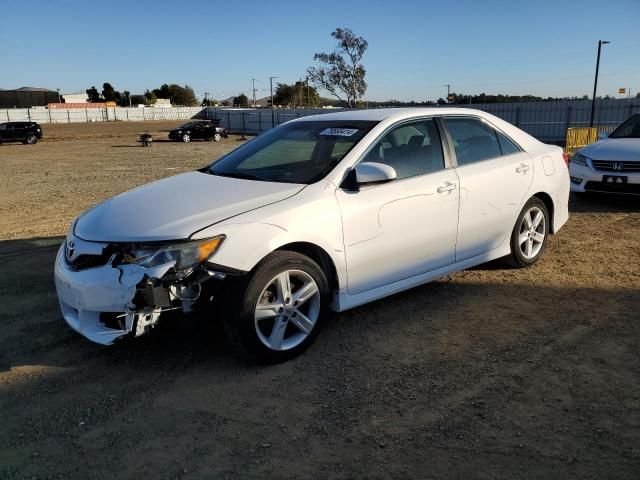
xmin=210 ymin=171 xmax=265 ymax=181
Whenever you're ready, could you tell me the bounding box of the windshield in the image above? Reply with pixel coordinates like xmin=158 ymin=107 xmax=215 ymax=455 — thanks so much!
xmin=609 ymin=115 xmax=640 ymax=139
xmin=208 ymin=120 xmax=377 ymax=184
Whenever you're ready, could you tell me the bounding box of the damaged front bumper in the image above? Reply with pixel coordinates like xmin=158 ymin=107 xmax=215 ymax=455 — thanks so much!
xmin=53 ymin=239 xmax=237 ymax=345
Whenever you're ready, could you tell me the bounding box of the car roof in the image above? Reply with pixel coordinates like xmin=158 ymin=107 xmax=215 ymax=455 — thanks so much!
xmin=291 ymin=107 xmax=491 ymax=123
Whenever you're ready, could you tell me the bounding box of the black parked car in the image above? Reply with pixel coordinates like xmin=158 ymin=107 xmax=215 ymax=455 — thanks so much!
xmin=0 ymin=121 xmax=43 ymax=144
xmin=168 ymin=120 xmax=228 ymax=142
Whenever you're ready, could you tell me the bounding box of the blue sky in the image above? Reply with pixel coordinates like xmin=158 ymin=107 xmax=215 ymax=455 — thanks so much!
xmin=1 ymin=0 xmax=638 ymax=102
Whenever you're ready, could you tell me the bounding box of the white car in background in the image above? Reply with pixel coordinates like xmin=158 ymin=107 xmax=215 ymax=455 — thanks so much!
xmin=570 ymin=114 xmax=640 ymax=194
xmin=55 ymin=108 xmax=569 ymax=362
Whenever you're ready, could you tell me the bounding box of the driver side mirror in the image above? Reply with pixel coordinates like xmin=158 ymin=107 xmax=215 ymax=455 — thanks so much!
xmin=341 ymin=162 xmax=397 ymax=191
xmin=355 ymin=162 xmax=397 ymax=184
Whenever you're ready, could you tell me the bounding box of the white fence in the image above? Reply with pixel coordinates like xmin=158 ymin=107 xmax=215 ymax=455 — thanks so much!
xmin=0 ymin=106 xmax=204 ymax=124
xmin=196 ymin=99 xmax=640 ymax=143
xmin=2 ymin=99 xmax=639 ymax=142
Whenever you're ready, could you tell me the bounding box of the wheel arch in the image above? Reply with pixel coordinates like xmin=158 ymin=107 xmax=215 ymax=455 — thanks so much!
xmin=531 ymin=192 xmax=555 ymax=233
xmin=274 ymin=242 xmax=339 ymax=293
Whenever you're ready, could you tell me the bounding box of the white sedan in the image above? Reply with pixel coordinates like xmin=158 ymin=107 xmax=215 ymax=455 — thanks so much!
xmin=55 ymin=108 xmax=569 ymax=362
xmin=570 ymin=114 xmax=640 ymax=194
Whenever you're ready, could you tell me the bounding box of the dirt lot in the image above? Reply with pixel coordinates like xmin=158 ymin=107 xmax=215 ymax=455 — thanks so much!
xmin=0 ymin=122 xmax=639 ymax=479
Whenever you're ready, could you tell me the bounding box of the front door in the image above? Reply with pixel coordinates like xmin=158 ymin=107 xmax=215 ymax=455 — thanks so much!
xmin=336 ymin=118 xmax=460 ymax=295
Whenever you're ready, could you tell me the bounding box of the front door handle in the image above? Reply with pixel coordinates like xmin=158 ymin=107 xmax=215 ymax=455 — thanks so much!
xmin=437 ymin=182 xmax=457 ymax=194
xmin=516 ymin=164 xmax=530 ymax=173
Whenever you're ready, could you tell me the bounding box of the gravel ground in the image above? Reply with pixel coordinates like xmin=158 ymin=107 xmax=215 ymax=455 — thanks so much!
xmin=0 ymin=122 xmax=638 ymax=479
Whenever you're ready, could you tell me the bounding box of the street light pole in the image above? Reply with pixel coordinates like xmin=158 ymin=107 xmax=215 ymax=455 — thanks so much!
xmin=444 ymin=84 xmax=451 ymax=103
xmin=57 ymin=88 xmax=61 ymax=103
xmin=590 ymin=40 xmax=610 ymax=127
xmin=270 ymin=76 xmax=278 ymax=128
xmin=251 ymin=78 xmax=256 ymax=108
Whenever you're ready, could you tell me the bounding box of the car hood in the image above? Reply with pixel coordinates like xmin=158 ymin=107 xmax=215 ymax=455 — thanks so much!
xmin=74 ymin=171 xmax=304 ymax=242
xmin=581 ymin=138 xmax=640 ymax=161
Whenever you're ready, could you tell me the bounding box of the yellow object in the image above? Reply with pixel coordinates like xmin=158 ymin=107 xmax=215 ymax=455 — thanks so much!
xmin=565 ymin=127 xmax=598 ymax=156
xmin=198 ymin=236 xmax=224 ymax=261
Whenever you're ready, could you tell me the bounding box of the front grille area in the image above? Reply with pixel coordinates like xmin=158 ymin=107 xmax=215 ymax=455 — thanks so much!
xmin=585 ymin=181 xmax=640 ymax=195
xmin=591 ymin=160 xmax=640 ymax=172
xmin=68 ymin=253 xmax=113 ymax=271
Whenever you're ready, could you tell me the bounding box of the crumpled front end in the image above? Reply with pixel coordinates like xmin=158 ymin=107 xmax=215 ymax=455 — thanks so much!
xmin=53 ymin=235 xmax=235 ymax=345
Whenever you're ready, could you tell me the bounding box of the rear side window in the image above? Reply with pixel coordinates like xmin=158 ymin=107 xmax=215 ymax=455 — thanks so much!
xmin=496 ymin=130 xmax=521 ymax=155
xmin=443 ymin=117 xmax=502 ymax=166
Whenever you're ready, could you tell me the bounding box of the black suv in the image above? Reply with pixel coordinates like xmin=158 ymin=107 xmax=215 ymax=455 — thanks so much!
xmin=0 ymin=122 xmax=43 ymax=145
xmin=168 ymin=120 xmax=228 ymax=142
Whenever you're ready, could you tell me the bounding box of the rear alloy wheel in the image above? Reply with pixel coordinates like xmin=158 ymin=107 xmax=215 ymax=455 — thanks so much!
xmin=506 ymin=197 xmax=549 ymax=268
xmin=182 ymin=133 xmax=191 ymax=143
xmin=223 ymin=251 xmax=329 ymax=363
xmin=24 ymin=134 xmax=38 ymax=145
xmin=213 ymin=133 xmax=222 ymax=142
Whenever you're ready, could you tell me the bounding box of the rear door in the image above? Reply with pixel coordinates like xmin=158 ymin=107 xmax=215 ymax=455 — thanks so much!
xmin=441 ymin=116 xmax=533 ymax=261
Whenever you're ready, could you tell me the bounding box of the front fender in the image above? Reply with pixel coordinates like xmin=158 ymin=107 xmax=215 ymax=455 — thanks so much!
xmin=195 ymin=221 xmax=347 ymax=289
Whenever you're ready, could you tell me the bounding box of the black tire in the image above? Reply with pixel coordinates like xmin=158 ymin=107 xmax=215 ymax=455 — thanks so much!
xmin=24 ymin=134 xmax=38 ymax=145
xmin=505 ymin=197 xmax=549 ymax=268
xmin=223 ymin=251 xmax=330 ymax=363
xmin=181 ymin=133 xmax=191 ymax=143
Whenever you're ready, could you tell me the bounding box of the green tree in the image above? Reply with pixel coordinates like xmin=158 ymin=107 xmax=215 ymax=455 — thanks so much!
xmin=232 ymin=93 xmax=249 ymax=107
xmin=307 ymin=27 xmax=368 ymax=107
xmin=144 ymin=90 xmax=157 ymax=104
xmin=152 ymin=84 xmax=197 ymax=106
xmin=273 ymin=81 xmax=320 ymax=107
xmin=130 ymin=94 xmax=147 ymax=105
xmin=101 ymin=82 xmax=121 ymax=103
xmin=86 ymin=86 xmax=101 ymax=103
xmin=118 ymin=90 xmax=131 ymax=107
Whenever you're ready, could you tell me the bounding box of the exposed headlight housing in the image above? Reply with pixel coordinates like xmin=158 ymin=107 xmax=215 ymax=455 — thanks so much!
xmin=120 ymin=235 xmax=225 ymax=273
xmin=571 ymin=152 xmax=590 ymax=166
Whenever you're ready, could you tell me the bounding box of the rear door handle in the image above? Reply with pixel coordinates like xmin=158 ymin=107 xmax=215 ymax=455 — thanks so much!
xmin=516 ymin=164 xmax=530 ymax=173
xmin=437 ymin=182 xmax=457 ymax=194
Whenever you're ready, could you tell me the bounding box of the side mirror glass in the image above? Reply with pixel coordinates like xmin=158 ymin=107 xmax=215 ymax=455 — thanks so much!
xmin=355 ymin=162 xmax=397 ymax=185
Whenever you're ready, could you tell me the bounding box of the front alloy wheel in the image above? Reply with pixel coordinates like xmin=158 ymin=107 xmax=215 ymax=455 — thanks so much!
xmin=24 ymin=134 xmax=38 ymax=144
xmin=213 ymin=132 xmax=222 ymax=142
xmin=223 ymin=251 xmax=329 ymax=363
xmin=182 ymin=133 xmax=191 ymax=142
xmin=254 ymin=270 xmax=320 ymax=351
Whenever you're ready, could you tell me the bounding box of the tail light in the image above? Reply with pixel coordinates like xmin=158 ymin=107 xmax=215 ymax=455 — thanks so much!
xmin=562 ymin=152 xmax=570 ymax=167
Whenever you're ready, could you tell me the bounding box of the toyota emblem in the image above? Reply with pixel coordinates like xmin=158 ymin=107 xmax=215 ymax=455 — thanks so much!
xmin=66 ymin=241 xmax=75 ymax=260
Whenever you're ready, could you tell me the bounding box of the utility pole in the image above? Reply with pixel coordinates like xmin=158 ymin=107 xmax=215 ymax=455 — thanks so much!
xmin=444 ymin=84 xmax=451 ymax=103
xmin=590 ymin=40 xmax=610 ymax=127
xmin=204 ymin=91 xmax=209 ymax=106
xmin=270 ymin=76 xmax=278 ymax=127
xmin=306 ymin=77 xmax=310 ymax=108
xmin=251 ymin=79 xmax=257 ymax=108
xmin=57 ymin=88 xmax=61 ymax=103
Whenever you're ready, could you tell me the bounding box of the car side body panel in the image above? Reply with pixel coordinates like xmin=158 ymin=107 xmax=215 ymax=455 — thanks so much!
xmin=193 ymin=109 xmax=569 ymax=312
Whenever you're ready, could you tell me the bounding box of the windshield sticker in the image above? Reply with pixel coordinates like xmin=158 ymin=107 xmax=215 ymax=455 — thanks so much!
xmin=319 ymin=127 xmax=359 ymax=137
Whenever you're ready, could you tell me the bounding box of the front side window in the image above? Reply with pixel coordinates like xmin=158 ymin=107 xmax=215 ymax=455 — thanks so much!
xmin=362 ymin=119 xmax=445 ymax=179
xmin=443 ymin=117 xmax=502 ymax=166
xmin=209 ymin=120 xmax=377 ymax=184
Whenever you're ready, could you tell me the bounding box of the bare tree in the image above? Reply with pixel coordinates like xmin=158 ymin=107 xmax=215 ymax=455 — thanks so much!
xmin=307 ymin=27 xmax=368 ymax=108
